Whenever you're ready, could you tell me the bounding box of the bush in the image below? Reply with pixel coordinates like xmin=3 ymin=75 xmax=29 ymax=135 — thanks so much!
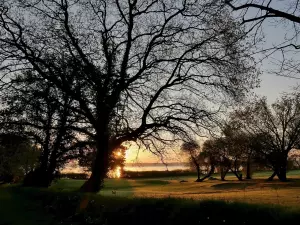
xmin=123 ymin=170 xmax=194 ymax=179
xmin=60 ymin=173 xmax=89 ymax=180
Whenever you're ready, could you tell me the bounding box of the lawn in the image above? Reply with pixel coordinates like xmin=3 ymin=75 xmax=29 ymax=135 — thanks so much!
xmin=1 ymin=170 xmax=300 ymax=225
xmin=50 ymin=170 xmax=300 ymax=207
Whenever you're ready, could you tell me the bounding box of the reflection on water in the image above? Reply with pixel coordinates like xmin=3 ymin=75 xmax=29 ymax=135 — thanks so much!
xmin=124 ymin=164 xmax=189 ymax=171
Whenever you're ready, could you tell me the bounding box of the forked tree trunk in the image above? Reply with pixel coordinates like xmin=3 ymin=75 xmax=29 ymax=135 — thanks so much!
xmin=80 ymin=131 xmax=110 ymax=193
xmin=232 ymin=170 xmax=243 ymax=181
xmin=196 ymin=165 xmax=215 ymax=182
xmin=195 ymin=165 xmax=201 ymax=182
xmin=220 ymin=167 xmax=229 ymax=181
xmin=267 ymin=171 xmax=277 ymax=181
xmin=23 ymin=150 xmax=56 ymax=187
xmin=268 ymin=152 xmax=288 ymax=182
xmin=268 ymin=155 xmax=288 ymax=182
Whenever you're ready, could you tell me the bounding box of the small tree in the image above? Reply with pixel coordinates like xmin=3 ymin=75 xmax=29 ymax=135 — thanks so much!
xmin=203 ymin=123 xmax=257 ymax=181
xmin=0 ymin=133 xmax=39 ymax=183
xmin=0 ymin=72 xmax=84 ymax=187
xmin=202 ymin=138 xmax=229 ymax=181
xmin=223 ymin=124 xmax=252 ymax=180
xmin=181 ymin=140 xmax=215 ymax=182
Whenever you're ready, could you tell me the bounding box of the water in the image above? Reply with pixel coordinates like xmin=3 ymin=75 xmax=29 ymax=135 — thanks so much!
xmin=124 ymin=163 xmax=189 ymax=171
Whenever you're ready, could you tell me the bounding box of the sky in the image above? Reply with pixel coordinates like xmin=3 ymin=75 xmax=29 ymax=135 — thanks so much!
xmin=126 ymin=1 xmax=300 ymax=164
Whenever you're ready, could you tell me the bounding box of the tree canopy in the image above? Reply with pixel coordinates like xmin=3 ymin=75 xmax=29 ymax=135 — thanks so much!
xmin=0 ymin=0 xmax=259 ymax=192
xmin=233 ymin=94 xmax=300 ymax=181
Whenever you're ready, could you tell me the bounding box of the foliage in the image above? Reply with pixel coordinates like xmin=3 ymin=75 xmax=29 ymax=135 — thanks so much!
xmin=181 ymin=140 xmax=215 ymax=182
xmin=233 ymin=94 xmax=300 ymax=181
xmin=202 ymin=138 xmax=231 ymax=181
xmin=60 ymin=173 xmax=89 ymax=180
xmin=288 ymin=150 xmax=300 ymax=169
xmin=0 ymin=73 xmax=87 ymax=187
xmin=123 ymin=170 xmax=193 ymax=179
xmin=0 ymin=133 xmax=39 ymax=183
xmin=79 ymin=144 xmax=127 ymax=175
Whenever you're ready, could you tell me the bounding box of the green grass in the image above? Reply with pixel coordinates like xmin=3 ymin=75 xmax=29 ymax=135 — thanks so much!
xmin=48 ymin=170 xmax=300 ymax=207
xmin=0 ymin=185 xmax=53 ymax=225
xmin=1 ymin=185 xmax=300 ymax=225
xmin=1 ymin=170 xmax=300 ymax=224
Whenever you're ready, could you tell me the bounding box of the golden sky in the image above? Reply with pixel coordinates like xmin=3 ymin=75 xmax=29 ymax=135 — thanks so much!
xmin=125 ymin=142 xmax=186 ymax=164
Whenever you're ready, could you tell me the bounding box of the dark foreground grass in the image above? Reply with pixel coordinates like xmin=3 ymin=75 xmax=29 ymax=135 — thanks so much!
xmin=1 ymin=185 xmax=300 ymax=225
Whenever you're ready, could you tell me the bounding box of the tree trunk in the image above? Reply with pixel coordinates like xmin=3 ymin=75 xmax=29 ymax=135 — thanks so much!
xmin=23 ymin=149 xmax=52 ymax=187
xmin=196 ymin=165 xmax=215 ymax=182
xmin=80 ymin=131 xmax=110 ymax=193
xmin=195 ymin=164 xmax=201 ymax=182
xmin=232 ymin=170 xmax=243 ymax=181
xmin=267 ymin=171 xmax=277 ymax=181
xmin=220 ymin=167 xmax=229 ymax=181
xmin=277 ymin=166 xmax=287 ymax=181
xmin=268 ymin=152 xmax=288 ymax=182
xmin=23 ymin=156 xmax=56 ymax=188
xmin=246 ymin=157 xmax=252 ymax=179
xmin=23 ymin=167 xmax=49 ymax=187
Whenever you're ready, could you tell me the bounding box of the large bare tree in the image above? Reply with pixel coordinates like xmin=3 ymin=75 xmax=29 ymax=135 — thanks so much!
xmin=225 ymin=0 xmax=300 ymax=79
xmin=0 ymin=0 xmax=258 ymax=192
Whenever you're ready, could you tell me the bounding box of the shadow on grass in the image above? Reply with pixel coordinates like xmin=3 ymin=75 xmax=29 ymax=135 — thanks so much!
xmin=2 ymin=185 xmax=300 ymax=225
xmin=212 ymin=182 xmax=256 ymax=190
xmin=137 ymin=179 xmax=170 ymax=186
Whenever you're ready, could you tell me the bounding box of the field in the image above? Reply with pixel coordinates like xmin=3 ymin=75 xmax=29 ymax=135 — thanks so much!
xmin=52 ymin=170 xmax=300 ymax=207
xmin=1 ymin=170 xmax=300 ymax=225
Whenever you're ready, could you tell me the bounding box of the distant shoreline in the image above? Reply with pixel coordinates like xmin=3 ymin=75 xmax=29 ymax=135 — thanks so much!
xmin=124 ymin=163 xmax=189 ymax=172
xmin=125 ymin=162 xmax=188 ymax=166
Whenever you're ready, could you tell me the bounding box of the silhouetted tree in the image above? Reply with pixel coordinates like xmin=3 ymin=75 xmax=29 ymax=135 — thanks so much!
xmin=0 ymin=0 xmax=259 ymax=192
xmin=181 ymin=141 xmax=201 ymax=181
xmin=181 ymin=140 xmax=215 ymax=182
xmin=79 ymin=143 xmax=127 ymax=176
xmin=202 ymin=138 xmax=229 ymax=181
xmin=226 ymin=0 xmax=300 ymax=79
xmin=234 ymin=94 xmax=300 ymax=181
xmin=223 ymin=123 xmax=254 ymax=180
xmin=0 ymin=72 xmax=84 ymax=187
xmin=226 ymin=0 xmax=300 ymax=25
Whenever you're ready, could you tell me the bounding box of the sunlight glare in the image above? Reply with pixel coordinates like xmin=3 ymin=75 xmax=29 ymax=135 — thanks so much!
xmin=115 ymin=166 xmax=121 ymax=178
xmin=107 ymin=166 xmax=122 ymax=178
